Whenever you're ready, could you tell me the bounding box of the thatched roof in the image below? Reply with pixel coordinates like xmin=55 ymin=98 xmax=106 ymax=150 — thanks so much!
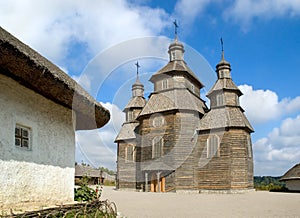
xmin=75 ymin=165 xmax=101 ymax=178
xmin=139 ymin=89 xmax=207 ymax=117
xmin=280 ymin=163 xmax=300 ymax=181
xmin=114 ymin=122 xmax=139 ymax=142
xmin=0 ymin=26 xmax=110 ymax=130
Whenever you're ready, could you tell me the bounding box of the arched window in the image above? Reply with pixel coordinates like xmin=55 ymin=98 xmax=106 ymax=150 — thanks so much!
xmin=152 ymin=137 xmax=163 ymax=159
xmin=126 ymin=145 xmax=135 ymax=162
xmin=207 ymin=135 xmax=220 ymax=158
xmin=247 ymin=135 xmax=252 ymax=158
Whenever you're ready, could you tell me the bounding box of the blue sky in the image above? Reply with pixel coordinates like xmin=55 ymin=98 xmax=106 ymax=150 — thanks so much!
xmin=1 ymin=0 xmax=300 ymax=176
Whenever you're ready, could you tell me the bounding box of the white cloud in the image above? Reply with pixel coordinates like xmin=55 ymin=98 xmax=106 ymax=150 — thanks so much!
xmin=0 ymin=0 xmax=168 ymax=72
xmin=224 ymin=0 xmax=300 ymax=30
xmin=239 ymin=84 xmax=300 ymax=124
xmin=75 ymin=102 xmax=125 ymax=170
xmin=174 ymin=0 xmax=211 ymax=25
xmin=253 ymin=115 xmax=300 ymax=176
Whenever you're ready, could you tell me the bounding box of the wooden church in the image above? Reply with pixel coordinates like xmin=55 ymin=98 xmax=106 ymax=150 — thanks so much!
xmin=115 ymin=33 xmax=254 ymax=193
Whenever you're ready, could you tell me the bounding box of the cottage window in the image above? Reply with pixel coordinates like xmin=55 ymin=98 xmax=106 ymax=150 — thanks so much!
xmin=152 ymin=137 xmax=163 ymax=159
xmin=216 ymin=94 xmax=224 ymax=106
xmin=126 ymin=145 xmax=135 ymax=162
xmin=162 ymin=79 xmax=168 ymax=90
xmin=15 ymin=125 xmax=31 ymax=150
xmin=207 ymin=135 xmax=219 ymax=158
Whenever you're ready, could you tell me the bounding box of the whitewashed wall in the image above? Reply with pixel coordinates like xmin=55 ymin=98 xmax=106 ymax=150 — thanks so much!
xmin=0 ymin=74 xmax=75 ymax=208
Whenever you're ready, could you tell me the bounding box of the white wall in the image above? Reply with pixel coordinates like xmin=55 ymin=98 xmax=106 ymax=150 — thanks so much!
xmin=0 ymin=74 xmax=75 ymax=208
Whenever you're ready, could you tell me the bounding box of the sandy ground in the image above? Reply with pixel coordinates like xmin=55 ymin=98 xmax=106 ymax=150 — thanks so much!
xmin=100 ymin=186 xmax=300 ymax=218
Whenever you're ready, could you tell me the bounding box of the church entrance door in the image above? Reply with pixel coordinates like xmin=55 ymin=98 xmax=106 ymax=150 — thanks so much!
xmin=150 ymin=173 xmax=165 ymax=192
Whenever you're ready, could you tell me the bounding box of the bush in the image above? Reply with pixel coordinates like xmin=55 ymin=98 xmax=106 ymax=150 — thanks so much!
xmin=75 ymin=175 xmax=97 ymax=202
xmin=74 ymin=182 xmax=97 ymax=202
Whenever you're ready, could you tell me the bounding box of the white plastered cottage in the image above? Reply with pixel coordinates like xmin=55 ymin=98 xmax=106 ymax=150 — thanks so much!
xmin=0 ymin=27 xmax=110 ymax=208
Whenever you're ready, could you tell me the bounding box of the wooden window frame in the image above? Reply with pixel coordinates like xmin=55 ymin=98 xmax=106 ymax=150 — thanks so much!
xmin=191 ymin=84 xmax=195 ymax=93
xmin=216 ymin=94 xmax=224 ymax=107
xmin=247 ymin=135 xmax=252 ymax=158
xmin=207 ymin=135 xmax=220 ymax=158
xmin=127 ymin=111 xmax=134 ymax=122
xmin=162 ymin=79 xmax=168 ymax=90
xmin=15 ymin=125 xmax=31 ymax=150
xmin=125 ymin=145 xmax=135 ymax=162
xmin=152 ymin=137 xmax=163 ymax=159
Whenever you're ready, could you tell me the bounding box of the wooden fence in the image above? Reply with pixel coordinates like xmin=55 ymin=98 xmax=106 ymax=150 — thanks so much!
xmin=1 ymin=200 xmax=117 ymax=218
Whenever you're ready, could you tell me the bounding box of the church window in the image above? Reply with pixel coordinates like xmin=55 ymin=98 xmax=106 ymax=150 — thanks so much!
xmin=162 ymin=79 xmax=168 ymax=90
xmin=152 ymin=137 xmax=163 ymax=159
xmin=171 ymin=51 xmax=176 ymax=61
xmin=126 ymin=145 xmax=135 ymax=162
xmin=191 ymin=84 xmax=195 ymax=93
xmin=152 ymin=116 xmax=164 ymax=127
xmin=207 ymin=135 xmax=219 ymax=158
xmin=127 ymin=111 xmax=133 ymax=122
xmin=15 ymin=124 xmax=31 ymax=150
xmin=235 ymin=95 xmax=239 ymax=106
xmin=247 ymin=135 xmax=252 ymax=158
xmin=216 ymin=94 xmax=224 ymax=106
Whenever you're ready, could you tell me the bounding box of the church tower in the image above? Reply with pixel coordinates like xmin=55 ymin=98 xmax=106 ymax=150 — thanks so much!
xmin=115 ymin=64 xmax=146 ymax=189
xmin=135 ymin=31 xmax=207 ymax=192
xmin=197 ymin=42 xmax=254 ymax=191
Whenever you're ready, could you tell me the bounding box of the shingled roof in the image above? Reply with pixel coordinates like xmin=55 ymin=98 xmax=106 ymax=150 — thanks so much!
xmin=150 ymin=60 xmax=204 ymax=88
xmin=138 ymin=89 xmax=207 ymax=116
xmin=280 ymin=163 xmax=300 ymax=181
xmin=114 ymin=122 xmax=139 ymax=142
xmin=124 ymin=96 xmax=147 ymax=110
xmin=199 ymin=107 xmax=254 ymax=131
xmin=207 ymin=77 xmax=242 ymax=96
xmin=0 ymin=26 xmax=110 ymax=130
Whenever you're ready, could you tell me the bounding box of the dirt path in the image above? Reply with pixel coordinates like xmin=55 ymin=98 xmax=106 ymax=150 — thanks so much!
xmin=100 ymin=186 xmax=300 ymax=218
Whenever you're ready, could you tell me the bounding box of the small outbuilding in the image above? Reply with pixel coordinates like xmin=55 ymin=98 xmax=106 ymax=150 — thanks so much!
xmin=280 ymin=163 xmax=300 ymax=191
xmin=75 ymin=165 xmax=103 ymax=185
xmin=0 ymin=26 xmax=110 ymax=208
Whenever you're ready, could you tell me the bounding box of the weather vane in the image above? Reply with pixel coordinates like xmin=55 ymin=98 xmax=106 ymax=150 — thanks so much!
xmin=135 ymin=61 xmax=140 ymax=76
xmin=173 ymin=20 xmax=178 ymax=37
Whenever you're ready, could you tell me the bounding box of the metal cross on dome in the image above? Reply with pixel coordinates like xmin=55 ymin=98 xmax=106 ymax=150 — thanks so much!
xmin=221 ymin=37 xmax=224 ymax=52
xmin=135 ymin=61 xmax=140 ymax=76
xmin=173 ymin=20 xmax=178 ymax=37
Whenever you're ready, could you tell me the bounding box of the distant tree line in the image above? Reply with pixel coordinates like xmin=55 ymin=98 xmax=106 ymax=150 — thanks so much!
xmin=254 ymin=176 xmax=287 ymax=191
xmin=75 ymin=161 xmax=115 ymax=176
xmin=98 ymin=166 xmax=115 ymax=176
